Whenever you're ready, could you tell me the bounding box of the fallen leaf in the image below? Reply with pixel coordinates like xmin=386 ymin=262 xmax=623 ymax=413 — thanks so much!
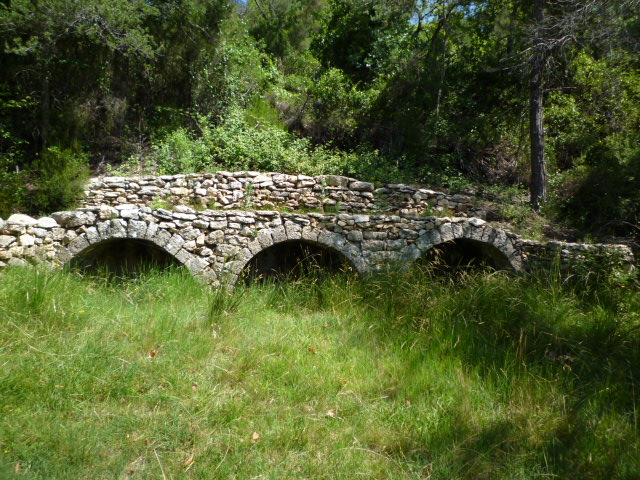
xmin=308 ymin=347 xmax=316 ymax=354
xmin=184 ymin=453 xmax=195 ymax=472
xmin=405 ymin=399 xmax=411 ymax=407
xmin=148 ymin=349 xmax=158 ymax=358
xmin=326 ymin=409 xmax=337 ymax=418
xmin=251 ymin=432 xmax=260 ymax=443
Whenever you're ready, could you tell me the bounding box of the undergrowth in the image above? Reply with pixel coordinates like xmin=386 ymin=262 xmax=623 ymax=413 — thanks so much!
xmin=0 ymin=266 xmax=638 ymax=479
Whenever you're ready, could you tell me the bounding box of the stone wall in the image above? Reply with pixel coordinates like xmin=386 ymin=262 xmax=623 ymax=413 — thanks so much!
xmin=520 ymin=239 xmax=636 ymax=273
xmin=0 ymin=206 xmax=634 ymax=286
xmin=82 ymin=172 xmax=487 ymax=218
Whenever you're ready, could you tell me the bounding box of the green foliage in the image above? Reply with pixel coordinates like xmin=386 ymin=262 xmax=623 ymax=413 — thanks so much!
xmin=0 ymin=92 xmax=31 ymax=217
xmin=552 ymin=146 xmax=640 ymax=238
xmin=149 ymin=110 xmax=407 ymax=181
xmin=209 ymin=109 xmax=308 ymax=172
xmin=545 ymin=52 xmax=640 ymax=238
xmin=1 ymin=146 xmax=89 ymax=216
xmin=26 ymin=147 xmax=90 ymax=214
xmin=153 ymin=127 xmax=211 ymax=175
xmin=546 ymin=52 xmax=640 ymax=171
xmin=192 ymin=17 xmax=277 ymax=117
xmin=0 ymin=165 xmax=26 ymax=219
xmin=245 ymin=0 xmax=327 ymax=58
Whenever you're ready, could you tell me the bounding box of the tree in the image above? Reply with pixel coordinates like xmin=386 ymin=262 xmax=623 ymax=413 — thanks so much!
xmin=524 ymin=0 xmax=640 ymax=209
xmin=529 ymin=0 xmax=546 ymax=210
xmin=0 ymin=0 xmax=158 ymax=151
xmin=244 ymin=0 xmax=326 ymax=59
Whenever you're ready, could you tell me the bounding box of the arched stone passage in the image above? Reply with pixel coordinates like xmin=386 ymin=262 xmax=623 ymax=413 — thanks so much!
xmin=240 ymin=240 xmax=356 ymax=283
xmin=67 ymin=238 xmax=182 ymax=277
xmin=419 ymin=238 xmax=513 ymax=272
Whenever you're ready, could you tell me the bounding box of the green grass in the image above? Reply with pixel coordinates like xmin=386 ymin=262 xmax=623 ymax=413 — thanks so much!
xmin=0 ymin=266 xmax=639 ymax=479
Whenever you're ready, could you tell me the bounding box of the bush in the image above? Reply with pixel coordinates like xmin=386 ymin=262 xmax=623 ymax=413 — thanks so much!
xmin=149 ymin=109 xmax=409 ymax=182
xmin=26 ymin=147 xmax=90 ymax=214
xmin=154 ymin=127 xmax=211 ymax=175
xmin=551 ymin=141 xmax=640 ymax=240
xmin=0 ymin=161 xmax=26 ymax=218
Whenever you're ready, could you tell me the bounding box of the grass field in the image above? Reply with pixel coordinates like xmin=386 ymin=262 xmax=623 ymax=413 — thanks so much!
xmin=0 ymin=265 xmax=639 ymax=479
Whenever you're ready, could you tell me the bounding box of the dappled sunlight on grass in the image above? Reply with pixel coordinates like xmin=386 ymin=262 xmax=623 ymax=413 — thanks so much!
xmin=0 ymin=265 xmax=638 ymax=478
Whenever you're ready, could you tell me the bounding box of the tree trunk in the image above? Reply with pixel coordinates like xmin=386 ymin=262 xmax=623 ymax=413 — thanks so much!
xmin=529 ymin=0 xmax=546 ymax=210
xmin=435 ymin=0 xmax=448 ymax=122
xmin=40 ymin=67 xmax=51 ymax=151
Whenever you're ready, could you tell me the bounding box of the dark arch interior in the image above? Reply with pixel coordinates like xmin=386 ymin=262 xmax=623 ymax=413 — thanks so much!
xmin=242 ymin=240 xmax=353 ymax=283
xmin=67 ymin=238 xmax=182 ymax=277
xmin=419 ymin=238 xmax=512 ymax=272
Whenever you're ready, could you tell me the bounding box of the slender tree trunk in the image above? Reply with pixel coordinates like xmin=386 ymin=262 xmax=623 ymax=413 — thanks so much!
xmin=40 ymin=67 xmax=51 ymax=151
xmin=435 ymin=1 xmax=448 ymax=120
xmin=530 ymin=0 xmax=546 ymax=210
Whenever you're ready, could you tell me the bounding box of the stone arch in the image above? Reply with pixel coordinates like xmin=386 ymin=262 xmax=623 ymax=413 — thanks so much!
xmin=226 ymin=225 xmax=365 ymax=285
xmin=60 ymin=218 xmax=209 ymax=277
xmin=407 ymin=220 xmax=523 ymax=271
xmin=66 ymin=238 xmax=183 ymax=276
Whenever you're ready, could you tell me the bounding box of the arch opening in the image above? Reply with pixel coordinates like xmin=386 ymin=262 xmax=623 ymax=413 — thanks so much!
xmin=241 ymin=240 xmax=354 ymax=284
xmin=419 ymin=238 xmax=513 ymax=272
xmin=67 ymin=238 xmax=182 ymax=278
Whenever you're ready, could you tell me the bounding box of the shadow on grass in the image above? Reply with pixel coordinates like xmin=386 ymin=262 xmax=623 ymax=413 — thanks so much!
xmin=250 ymin=262 xmax=640 ymax=478
xmin=360 ymin=266 xmax=640 ymax=478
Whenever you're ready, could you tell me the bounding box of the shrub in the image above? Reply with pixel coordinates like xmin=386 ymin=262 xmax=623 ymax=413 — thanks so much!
xmin=154 ymin=127 xmax=211 ymax=175
xmin=551 ymin=141 xmax=640 ymax=240
xmin=0 ymin=163 xmax=26 ymax=218
xmin=149 ymin=109 xmax=408 ymax=182
xmin=26 ymin=147 xmax=90 ymax=214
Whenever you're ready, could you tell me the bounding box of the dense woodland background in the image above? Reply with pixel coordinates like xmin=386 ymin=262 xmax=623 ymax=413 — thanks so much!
xmin=0 ymin=0 xmax=639 ymax=242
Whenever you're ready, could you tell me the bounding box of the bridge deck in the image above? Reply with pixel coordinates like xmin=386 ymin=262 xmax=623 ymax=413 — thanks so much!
xmin=0 ymin=203 xmax=634 ymax=285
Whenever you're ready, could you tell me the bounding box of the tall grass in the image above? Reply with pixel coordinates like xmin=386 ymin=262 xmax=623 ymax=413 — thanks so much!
xmin=0 ymin=265 xmax=638 ymax=479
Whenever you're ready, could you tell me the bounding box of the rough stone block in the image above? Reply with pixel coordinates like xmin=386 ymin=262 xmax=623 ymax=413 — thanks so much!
xmin=165 ymin=235 xmax=186 ymax=255
xmin=271 ymin=226 xmax=287 ymax=244
xmin=257 ymin=230 xmax=273 ymax=248
xmin=68 ymin=237 xmax=90 ymax=255
xmin=7 ymin=214 xmax=37 ymax=226
xmin=349 ymin=181 xmax=374 ymax=192
xmin=52 ymin=211 xmax=96 ymax=228
xmin=0 ymin=235 xmax=15 ymax=248
xmin=19 ymin=234 xmax=35 ymax=247
xmin=36 ymin=217 xmax=59 ymax=229
xmin=128 ymin=220 xmax=148 ymax=239
xmin=154 ymin=229 xmax=172 ymax=248
xmin=284 ymin=221 xmax=302 ymax=239
xmin=206 ymin=230 xmax=225 ymax=245
xmin=439 ymin=223 xmax=454 ymax=243
xmin=361 ymin=240 xmax=385 ymax=251
xmin=120 ymin=209 xmax=140 ymax=220
xmin=145 ymin=222 xmax=159 ymax=241
xmin=347 ymin=230 xmax=363 ymax=242
xmin=85 ymin=227 xmax=100 ymax=244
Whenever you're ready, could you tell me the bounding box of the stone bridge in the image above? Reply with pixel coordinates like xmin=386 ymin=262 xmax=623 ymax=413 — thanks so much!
xmin=0 ymin=172 xmax=634 ymax=285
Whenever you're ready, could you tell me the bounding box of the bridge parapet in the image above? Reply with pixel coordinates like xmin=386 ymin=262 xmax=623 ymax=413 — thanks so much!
xmin=83 ymin=172 xmax=487 ymax=218
xmin=0 ymin=205 xmax=634 ymax=284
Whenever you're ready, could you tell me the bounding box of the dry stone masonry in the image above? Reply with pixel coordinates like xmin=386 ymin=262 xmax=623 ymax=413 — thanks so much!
xmin=0 ymin=170 xmax=634 ymax=286
xmin=82 ymin=172 xmax=488 ymax=218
